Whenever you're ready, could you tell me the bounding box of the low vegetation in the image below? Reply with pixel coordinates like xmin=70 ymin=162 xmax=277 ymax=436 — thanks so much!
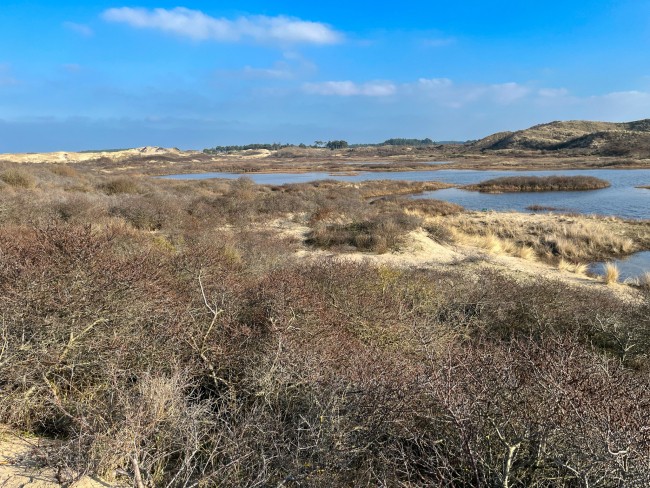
xmin=0 ymin=169 xmax=35 ymax=188
xmin=439 ymin=211 xmax=648 ymax=264
xmin=464 ymin=175 xmax=611 ymax=192
xmin=0 ymin=161 xmax=649 ymax=486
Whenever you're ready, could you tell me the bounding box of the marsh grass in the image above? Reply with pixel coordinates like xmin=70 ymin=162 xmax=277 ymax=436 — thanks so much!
xmin=463 ymin=176 xmax=610 ymax=193
xmin=464 ymin=175 xmax=611 ymax=193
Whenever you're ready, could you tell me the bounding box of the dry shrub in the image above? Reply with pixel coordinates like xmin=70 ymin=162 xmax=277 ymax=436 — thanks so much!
xmin=404 ymin=198 xmax=465 ymax=216
xmin=1 ymin=169 xmax=35 ymax=188
xmin=0 ymin=164 xmax=649 ymax=486
xmin=49 ymin=165 xmax=81 ymax=178
xmin=0 ymin=239 xmax=649 ymax=485
xmin=308 ymin=212 xmax=421 ymax=253
xmin=99 ymin=177 xmax=139 ymax=195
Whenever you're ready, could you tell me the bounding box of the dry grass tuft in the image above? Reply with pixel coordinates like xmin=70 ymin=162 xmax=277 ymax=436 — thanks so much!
xmin=49 ymin=165 xmax=81 ymax=178
xmin=557 ymin=258 xmax=588 ymax=275
xmin=603 ymin=262 xmax=619 ymax=284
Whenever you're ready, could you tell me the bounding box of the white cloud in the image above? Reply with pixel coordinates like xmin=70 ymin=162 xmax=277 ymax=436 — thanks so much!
xmin=490 ymin=82 xmax=530 ymax=104
xmin=538 ymin=88 xmax=569 ymax=98
xmin=63 ymin=21 xmax=94 ymax=37
xmin=102 ymin=7 xmax=342 ymax=45
xmin=303 ymin=81 xmax=397 ymax=97
xmin=413 ymin=78 xmax=529 ymax=106
xmin=241 ymin=65 xmax=293 ymax=80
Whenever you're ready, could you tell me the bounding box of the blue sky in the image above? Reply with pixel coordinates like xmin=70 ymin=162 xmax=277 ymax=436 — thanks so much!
xmin=1 ymin=0 xmax=650 ymax=151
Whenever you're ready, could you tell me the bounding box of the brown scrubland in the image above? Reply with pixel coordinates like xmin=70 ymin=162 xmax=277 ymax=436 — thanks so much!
xmin=0 ymin=160 xmax=649 ymax=487
xmin=463 ymin=175 xmax=610 ymax=193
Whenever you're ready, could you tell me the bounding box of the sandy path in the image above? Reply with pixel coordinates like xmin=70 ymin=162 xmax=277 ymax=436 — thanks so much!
xmin=0 ymin=429 xmax=120 ymax=487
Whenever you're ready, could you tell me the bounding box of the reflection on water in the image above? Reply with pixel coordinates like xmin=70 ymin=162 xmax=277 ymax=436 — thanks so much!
xmin=589 ymin=251 xmax=650 ymax=281
xmin=162 ymin=167 xmax=650 ymax=220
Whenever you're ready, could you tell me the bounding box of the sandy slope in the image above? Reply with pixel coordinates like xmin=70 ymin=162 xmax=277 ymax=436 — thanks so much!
xmin=271 ymin=219 xmax=640 ymax=301
xmin=0 ymin=430 xmax=121 ymax=487
xmin=0 ymin=147 xmax=183 ymax=164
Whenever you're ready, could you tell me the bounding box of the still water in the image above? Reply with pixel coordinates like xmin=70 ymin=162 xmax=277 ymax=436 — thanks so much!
xmin=589 ymin=251 xmax=650 ymax=281
xmin=162 ymin=168 xmax=649 ymax=220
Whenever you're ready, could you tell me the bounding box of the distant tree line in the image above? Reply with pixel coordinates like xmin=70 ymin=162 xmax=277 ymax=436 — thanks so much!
xmin=380 ymin=138 xmax=434 ymax=146
xmin=203 ymin=143 xmax=295 ymax=154
xmin=202 ymin=137 xmax=465 ymax=153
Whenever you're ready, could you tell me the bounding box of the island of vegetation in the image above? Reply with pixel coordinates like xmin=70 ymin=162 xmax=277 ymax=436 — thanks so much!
xmin=463 ymin=175 xmax=611 ymax=193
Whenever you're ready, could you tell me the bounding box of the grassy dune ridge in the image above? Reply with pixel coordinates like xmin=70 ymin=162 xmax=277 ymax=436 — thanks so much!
xmin=463 ymin=175 xmax=611 ymax=193
xmin=0 ymin=161 xmax=649 ymax=486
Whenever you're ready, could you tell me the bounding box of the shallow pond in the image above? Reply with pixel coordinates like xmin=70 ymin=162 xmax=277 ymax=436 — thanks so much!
xmin=589 ymin=251 xmax=650 ymax=281
xmin=162 ymin=167 xmax=650 ymax=220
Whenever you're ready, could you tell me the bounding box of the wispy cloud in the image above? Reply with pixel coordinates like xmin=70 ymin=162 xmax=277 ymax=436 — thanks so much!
xmin=102 ymin=7 xmax=342 ymax=45
xmin=0 ymin=64 xmax=18 ymax=86
xmin=421 ymin=37 xmax=455 ymax=48
xmin=63 ymin=21 xmax=94 ymax=37
xmin=304 ymin=77 xmax=530 ymax=104
xmin=412 ymin=78 xmax=530 ymax=106
xmin=63 ymin=64 xmax=83 ymax=73
xmin=538 ymin=88 xmax=569 ymax=98
xmin=303 ymin=81 xmax=397 ymax=97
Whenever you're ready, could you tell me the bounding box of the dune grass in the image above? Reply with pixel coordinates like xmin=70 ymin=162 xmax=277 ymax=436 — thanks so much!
xmin=443 ymin=212 xmax=645 ymax=264
xmin=603 ymin=262 xmax=620 ymax=284
xmin=464 ymin=175 xmax=610 ymax=193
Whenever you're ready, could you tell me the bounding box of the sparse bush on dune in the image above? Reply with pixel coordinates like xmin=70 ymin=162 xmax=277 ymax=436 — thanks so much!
xmin=49 ymin=164 xmax=81 ymax=178
xmin=356 ymin=179 xmax=452 ymax=198
xmin=98 ymin=176 xmax=140 ymax=195
xmin=402 ymin=197 xmax=465 ymax=216
xmin=307 ymin=212 xmax=422 ymax=253
xmin=1 ymin=168 xmax=35 ymax=188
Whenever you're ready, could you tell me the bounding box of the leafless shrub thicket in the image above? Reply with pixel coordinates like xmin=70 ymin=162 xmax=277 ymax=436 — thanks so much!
xmin=0 ymin=164 xmax=648 ymax=486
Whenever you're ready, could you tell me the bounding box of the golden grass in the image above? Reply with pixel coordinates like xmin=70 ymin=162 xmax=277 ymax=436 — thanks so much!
xmin=557 ymin=259 xmax=588 ymax=275
xmin=443 ymin=212 xmax=647 ymax=264
xmin=603 ymin=262 xmax=619 ymax=285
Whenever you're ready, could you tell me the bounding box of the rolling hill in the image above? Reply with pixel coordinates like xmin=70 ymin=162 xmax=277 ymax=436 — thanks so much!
xmin=468 ymin=119 xmax=650 ymax=156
